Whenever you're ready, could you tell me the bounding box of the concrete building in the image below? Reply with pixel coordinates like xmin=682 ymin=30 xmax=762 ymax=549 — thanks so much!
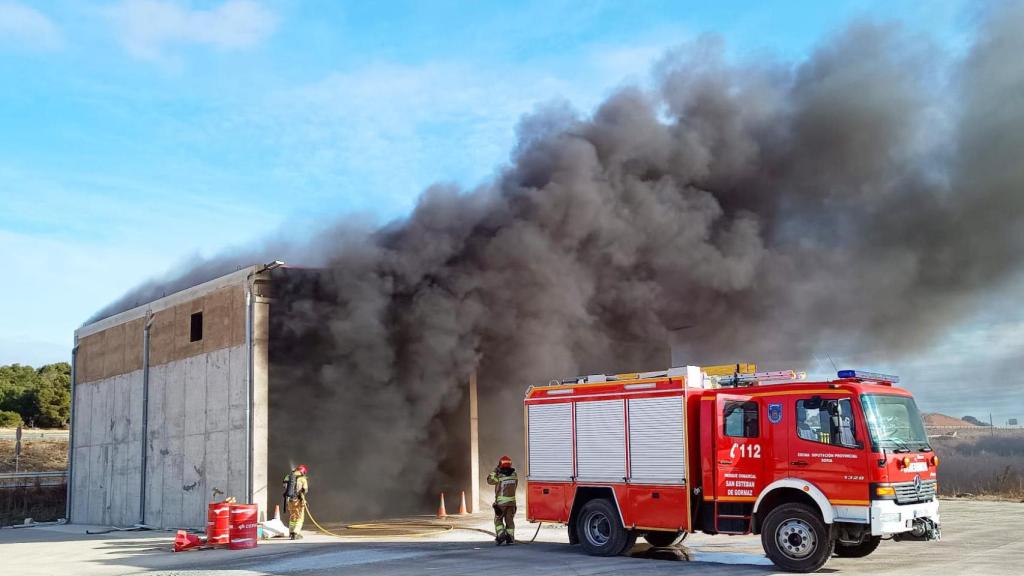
xmin=69 ymin=264 xmax=275 ymax=528
xmin=68 ymin=262 xmax=480 ymax=528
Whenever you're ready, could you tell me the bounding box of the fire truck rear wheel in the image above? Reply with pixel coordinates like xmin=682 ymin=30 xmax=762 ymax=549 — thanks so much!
xmin=834 ymin=535 xmax=881 ymax=558
xmin=644 ymin=531 xmax=687 ymax=547
xmin=761 ymin=502 xmax=834 ymax=573
xmin=576 ymin=499 xmax=630 ymax=556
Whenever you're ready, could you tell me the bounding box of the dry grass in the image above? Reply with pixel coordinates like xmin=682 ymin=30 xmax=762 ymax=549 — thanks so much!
xmin=0 ymin=440 xmax=68 ymax=473
xmin=931 ymin=431 xmax=1024 ymax=500
xmin=0 ymin=485 xmax=65 ymax=526
xmin=0 ymin=439 xmax=68 ymax=525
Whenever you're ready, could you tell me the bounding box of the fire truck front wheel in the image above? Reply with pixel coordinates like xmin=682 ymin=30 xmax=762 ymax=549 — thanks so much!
xmin=576 ymin=499 xmax=632 ymax=556
xmin=761 ymin=502 xmax=834 ymax=573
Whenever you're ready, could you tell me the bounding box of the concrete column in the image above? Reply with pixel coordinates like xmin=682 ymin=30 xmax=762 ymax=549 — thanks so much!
xmin=469 ymin=370 xmax=479 ymax=513
xmin=139 ymin=314 xmax=152 ymax=525
xmin=251 ymin=294 xmax=271 ymax=517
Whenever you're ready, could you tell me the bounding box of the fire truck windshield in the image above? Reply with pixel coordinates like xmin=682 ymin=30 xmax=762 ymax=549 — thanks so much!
xmin=861 ymin=394 xmax=930 ymax=451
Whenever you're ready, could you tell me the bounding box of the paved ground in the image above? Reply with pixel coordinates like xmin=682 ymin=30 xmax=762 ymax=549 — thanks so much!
xmin=1 ymin=499 xmax=1021 ymax=575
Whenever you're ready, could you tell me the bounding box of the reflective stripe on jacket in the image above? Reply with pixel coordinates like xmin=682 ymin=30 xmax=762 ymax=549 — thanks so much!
xmin=487 ymin=468 xmax=517 ymax=505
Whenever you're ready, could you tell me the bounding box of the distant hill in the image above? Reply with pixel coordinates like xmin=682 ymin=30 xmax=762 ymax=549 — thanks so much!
xmin=923 ymin=412 xmax=979 ymax=427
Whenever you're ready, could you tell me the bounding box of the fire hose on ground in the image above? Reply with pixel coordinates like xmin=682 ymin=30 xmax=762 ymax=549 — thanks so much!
xmin=303 ymin=501 xmax=544 ymax=543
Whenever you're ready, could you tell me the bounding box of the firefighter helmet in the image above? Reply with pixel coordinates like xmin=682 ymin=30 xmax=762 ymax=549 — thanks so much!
xmin=498 ymin=455 xmax=512 ymax=468
xmin=297 ymin=464 xmax=308 ymax=475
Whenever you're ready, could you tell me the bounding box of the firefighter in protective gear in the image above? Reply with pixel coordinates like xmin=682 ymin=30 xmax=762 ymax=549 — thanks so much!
xmin=282 ymin=464 xmax=308 ymax=540
xmin=487 ymin=455 xmax=518 ymax=545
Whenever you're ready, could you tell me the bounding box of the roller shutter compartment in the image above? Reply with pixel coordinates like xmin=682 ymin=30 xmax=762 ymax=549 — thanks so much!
xmin=576 ymin=399 xmax=626 ymax=482
xmin=528 ymin=403 xmax=573 ymax=481
xmin=628 ymin=396 xmax=686 ymax=484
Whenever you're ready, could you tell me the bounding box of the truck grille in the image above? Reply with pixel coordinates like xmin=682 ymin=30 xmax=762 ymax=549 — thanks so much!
xmin=893 ymin=478 xmax=937 ymax=504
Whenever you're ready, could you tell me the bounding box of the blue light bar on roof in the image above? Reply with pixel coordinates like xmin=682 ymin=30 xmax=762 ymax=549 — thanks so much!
xmin=838 ymin=369 xmax=900 ymax=383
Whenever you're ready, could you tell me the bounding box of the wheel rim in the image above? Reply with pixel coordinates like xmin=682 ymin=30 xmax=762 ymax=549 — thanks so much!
xmin=776 ymin=518 xmax=816 ymax=559
xmin=584 ymin=511 xmax=611 ymax=546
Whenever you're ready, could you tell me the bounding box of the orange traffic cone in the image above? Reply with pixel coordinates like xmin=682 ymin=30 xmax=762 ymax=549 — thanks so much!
xmin=437 ymin=493 xmax=448 ymax=518
xmin=273 ymin=505 xmax=281 ymax=521
xmin=458 ymin=491 xmax=468 ymax=515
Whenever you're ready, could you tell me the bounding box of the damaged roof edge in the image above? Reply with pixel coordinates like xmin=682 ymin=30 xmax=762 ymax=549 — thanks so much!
xmin=76 ymin=263 xmax=278 ymax=340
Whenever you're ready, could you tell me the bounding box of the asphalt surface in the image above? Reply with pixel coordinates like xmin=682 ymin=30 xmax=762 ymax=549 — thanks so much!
xmin=1 ymin=499 xmax=1021 ymax=575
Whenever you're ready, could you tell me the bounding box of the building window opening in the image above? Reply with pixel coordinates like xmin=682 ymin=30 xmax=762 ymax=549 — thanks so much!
xmin=190 ymin=311 xmax=203 ymax=342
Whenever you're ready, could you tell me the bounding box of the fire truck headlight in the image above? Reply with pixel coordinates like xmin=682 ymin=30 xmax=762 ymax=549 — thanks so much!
xmin=874 ymin=485 xmax=897 ymax=499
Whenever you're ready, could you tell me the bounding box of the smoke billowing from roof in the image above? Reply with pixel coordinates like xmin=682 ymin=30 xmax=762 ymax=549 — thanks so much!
xmin=92 ymin=10 xmax=1024 ymax=518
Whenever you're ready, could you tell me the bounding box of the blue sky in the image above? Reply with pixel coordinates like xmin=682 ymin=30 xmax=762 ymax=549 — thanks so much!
xmin=5 ymin=0 xmax=1020 ymax=421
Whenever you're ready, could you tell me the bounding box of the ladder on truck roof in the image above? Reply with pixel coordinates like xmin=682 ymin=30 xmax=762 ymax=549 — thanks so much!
xmin=708 ymin=369 xmax=806 ymax=388
xmin=546 ymin=366 xmax=692 ymax=386
xmin=543 ymin=363 xmax=805 ymax=388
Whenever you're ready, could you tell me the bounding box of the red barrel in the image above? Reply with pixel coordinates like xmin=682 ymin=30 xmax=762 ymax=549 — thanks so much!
xmin=229 ymin=504 xmax=259 ymax=550
xmin=207 ymin=502 xmax=231 ymax=546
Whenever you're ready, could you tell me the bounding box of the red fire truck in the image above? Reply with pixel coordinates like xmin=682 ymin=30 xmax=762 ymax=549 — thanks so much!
xmin=524 ymin=365 xmax=940 ymax=573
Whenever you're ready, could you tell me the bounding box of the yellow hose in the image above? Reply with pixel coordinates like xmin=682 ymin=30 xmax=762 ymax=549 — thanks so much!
xmin=304 ymin=504 xmax=456 ymax=538
xmin=303 ymin=501 xmax=541 ymax=542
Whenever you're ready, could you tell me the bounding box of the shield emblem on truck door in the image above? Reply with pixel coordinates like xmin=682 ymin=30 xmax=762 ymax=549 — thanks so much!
xmin=768 ymin=403 xmax=783 ymax=424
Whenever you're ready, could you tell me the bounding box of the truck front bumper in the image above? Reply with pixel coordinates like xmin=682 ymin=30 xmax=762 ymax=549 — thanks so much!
xmin=870 ymin=499 xmax=940 ymax=538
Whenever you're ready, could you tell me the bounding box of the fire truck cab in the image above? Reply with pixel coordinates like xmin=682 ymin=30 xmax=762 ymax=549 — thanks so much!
xmin=524 ymin=365 xmax=940 ymax=573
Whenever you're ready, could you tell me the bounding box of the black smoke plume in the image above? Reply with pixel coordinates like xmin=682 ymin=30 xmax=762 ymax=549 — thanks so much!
xmin=90 ymin=9 xmax=1024 ymax=519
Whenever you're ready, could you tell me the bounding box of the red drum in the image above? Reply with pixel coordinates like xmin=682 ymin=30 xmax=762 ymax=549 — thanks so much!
xmin=206 ymin=502 xmax=231 ymax=546
xmin=228 ymin=504 xmax=258 ymax=550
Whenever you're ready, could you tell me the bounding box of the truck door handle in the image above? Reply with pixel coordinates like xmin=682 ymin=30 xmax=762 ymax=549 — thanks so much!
xmin=791 ymin=460 xmax=809 ymax=467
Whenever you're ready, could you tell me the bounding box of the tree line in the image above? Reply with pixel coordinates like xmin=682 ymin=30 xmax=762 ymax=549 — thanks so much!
xmin=0 ymin=363 xmax=71 ymax=428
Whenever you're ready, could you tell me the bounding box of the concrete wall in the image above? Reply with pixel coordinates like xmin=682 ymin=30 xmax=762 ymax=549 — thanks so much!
xmin=69 ymin=370 xmax=144 ymax=527
xmin=70 ymin=267 xmax=270 ymax=529
xmin=141 ymin=345 xmax=250 ymax=528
